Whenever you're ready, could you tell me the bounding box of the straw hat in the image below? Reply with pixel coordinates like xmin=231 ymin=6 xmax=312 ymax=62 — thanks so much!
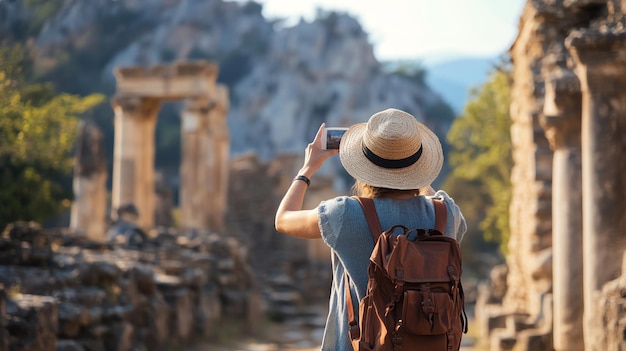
xmin=339 ymin=108 xmax=443 ymax=190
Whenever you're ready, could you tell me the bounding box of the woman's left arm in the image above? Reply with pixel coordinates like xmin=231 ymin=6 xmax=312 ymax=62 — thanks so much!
xmin=275 ymin=123 xmax=339 ymax=239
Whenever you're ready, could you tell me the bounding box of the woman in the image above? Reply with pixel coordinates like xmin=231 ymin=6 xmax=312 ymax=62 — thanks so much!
xmin=275 ymin=108 xmax=467 ymax=351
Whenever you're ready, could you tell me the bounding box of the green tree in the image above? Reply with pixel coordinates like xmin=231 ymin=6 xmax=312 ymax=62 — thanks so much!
xmin=444 ymin=60 xmax=513 ymax=257
xmin=0 ymin=45 xmax=104 ymax=229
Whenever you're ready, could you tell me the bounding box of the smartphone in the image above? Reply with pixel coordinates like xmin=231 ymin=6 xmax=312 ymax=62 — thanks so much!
xmin=321 ymin=127 xmax=349 ymax=150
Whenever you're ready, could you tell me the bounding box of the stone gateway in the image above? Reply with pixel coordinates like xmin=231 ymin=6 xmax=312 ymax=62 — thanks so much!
xmin=110 ymin=61 xmax=229 ymax=233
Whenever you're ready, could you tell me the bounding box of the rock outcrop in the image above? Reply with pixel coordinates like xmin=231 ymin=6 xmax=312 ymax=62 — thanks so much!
xmin=6 ymin=0 xmax=452 ymax=161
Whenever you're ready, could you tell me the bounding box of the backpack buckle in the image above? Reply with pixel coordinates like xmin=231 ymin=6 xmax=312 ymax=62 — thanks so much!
xmin=447 ymin=266 xmax=458 ymax=281
xmin=393 ymin=321 xmax=404 ymax=345
xmin=422 ymin=296 xmax=435 ymax=315
xmin=349 ymin=322 xmax=360 ymax=340
xmin=394 ymin=280 xmax=405 ymax=295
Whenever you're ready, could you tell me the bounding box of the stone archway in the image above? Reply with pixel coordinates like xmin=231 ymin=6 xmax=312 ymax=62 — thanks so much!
xmin=110 ymin=61 xmax=229 ymax=231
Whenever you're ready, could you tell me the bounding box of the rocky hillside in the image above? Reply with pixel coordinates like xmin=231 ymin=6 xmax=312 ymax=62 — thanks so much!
xmin=2 ymin=0 xmax=454 ymax=163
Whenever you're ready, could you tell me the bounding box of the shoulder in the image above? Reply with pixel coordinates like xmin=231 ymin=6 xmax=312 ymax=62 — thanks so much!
xmin=429 ymin=190 xmax=459 ymax=212
xmin=319 ymin=195 xmax=349 ymax=214
xmin=318 ymin=196 xmax=365 ymax=222
xmin=428 ymin=190 xmax=467 ymax=242
xmin=318 ymin=196 xmax=367 ymax=247
xmin=430 ymin=189 xmax=454 ymax=201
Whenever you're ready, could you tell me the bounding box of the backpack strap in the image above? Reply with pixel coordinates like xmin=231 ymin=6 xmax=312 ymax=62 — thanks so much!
xmin=354 ymin=197 xmax=383 ymax=241
xmin=344 ymin=196 xmax=382 ymax=343
xmin=432 ymin=199 xmax=447 ymax=234
xmin=344 ymin=273 xmax=360 ymax=341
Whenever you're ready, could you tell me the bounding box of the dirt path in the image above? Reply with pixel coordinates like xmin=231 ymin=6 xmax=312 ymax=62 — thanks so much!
xmin=190 ymin=303 xmax=478 ymax=351
xmin=190 ymin=323 xmax=477 ymax=351
xmin=190 ymin=303 xmax=326 ymax=351
xmin=190 ymin=318 xmax=324 ymax=351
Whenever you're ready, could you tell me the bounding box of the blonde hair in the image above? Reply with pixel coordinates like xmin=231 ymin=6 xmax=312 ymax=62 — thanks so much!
xmin=351 ymin=179 xmax=421 ymax=198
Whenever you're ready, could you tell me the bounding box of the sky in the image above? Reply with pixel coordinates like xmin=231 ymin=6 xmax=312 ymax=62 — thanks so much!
xmin=232 ymin=0 xmax=527 ymax=63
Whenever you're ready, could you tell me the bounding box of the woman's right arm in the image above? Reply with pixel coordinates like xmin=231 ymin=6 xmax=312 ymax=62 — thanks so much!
xmin=274 ymin=123 xmax=339 ymax=239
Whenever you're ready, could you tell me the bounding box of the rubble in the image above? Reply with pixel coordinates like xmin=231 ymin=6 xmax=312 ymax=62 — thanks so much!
xmin=0 ymin=221 xmax=259 ymax=351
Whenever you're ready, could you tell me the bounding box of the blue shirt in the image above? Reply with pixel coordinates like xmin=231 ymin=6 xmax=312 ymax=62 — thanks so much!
xmin=317 ymin=190 xmax=467 ymax=351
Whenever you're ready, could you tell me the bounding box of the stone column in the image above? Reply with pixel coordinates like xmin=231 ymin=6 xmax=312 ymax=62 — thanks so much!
xmin=567 ymin=29 xmax=626 ymax=351
xmin=180 ymin=97 xmax=212 ymax=230
xmin=206 ymin=86 xmax=230 ymax=231
xmin=70 ymin=121 xmax=108 ymax=241
xmin=541 ymin=66 xmax=584 ymax=351
xmin=179 ymin=86 xmax=230 ymax=232
xmin=111 ymin=96 xmax=161 ymax=229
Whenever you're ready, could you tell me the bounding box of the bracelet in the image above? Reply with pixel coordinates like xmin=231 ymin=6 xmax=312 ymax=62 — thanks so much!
xmin=294 ymin=175 xmax=310 ymax=187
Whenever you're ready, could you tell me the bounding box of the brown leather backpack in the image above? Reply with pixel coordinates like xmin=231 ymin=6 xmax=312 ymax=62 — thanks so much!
xmin=345 ymin=197 xmax=467 ymax=351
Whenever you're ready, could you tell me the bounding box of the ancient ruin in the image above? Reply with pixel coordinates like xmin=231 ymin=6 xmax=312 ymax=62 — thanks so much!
xmin=109 ymin=61 xmax=229 ymax=232
xmin=179 ymin=87 xmax=230 ymax=232
xmin=70 ymin=121 xmax=108 ymax=241
xmin=10 ymin=1 xmax=626 ymax=350
xmin=476 ymin=1 xmax=626 ymax=350
xmin=42 ymin=58 xmax=336 ymax=351
xmin=0 ymin=60 xmax=270 ymax=351
xmin=0 ymin=221 xmax=258 ymax=351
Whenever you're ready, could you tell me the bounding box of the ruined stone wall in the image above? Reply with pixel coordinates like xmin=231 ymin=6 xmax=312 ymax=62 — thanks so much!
xmin=226 ymin=153 xmax=338 ymax=305
xmin=0 ymin=221 xmax=259 ymax=351
xmin=506 ymin=1 xmax=555 ymax=318
xmin=477 ymin=1 xmax=626 ymax=350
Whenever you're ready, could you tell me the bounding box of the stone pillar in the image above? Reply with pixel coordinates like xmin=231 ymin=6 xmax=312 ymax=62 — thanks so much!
xmin=541 ymin=66 xmax=584 ymax=351
xmin=111 ymin=96 xmax=161 ymax=229
xmin=206 ymin=86 xmax=230 ymax=231
xmin=180 ymin=97 xmax=212 ymax=230
xmin=70 ymin=121 xmax=108 ymax=241
xmin=179 ymin=86 xmax=229 ymax=232
xmin=567 ymin=29 xmax=626 ymax=351
xmin=154 ymin=172 xmax=174 ymax=227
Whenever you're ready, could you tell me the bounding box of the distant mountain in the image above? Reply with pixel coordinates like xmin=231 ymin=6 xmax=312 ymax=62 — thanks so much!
xmin=425 ymin=56 xmax=499 ymax=114
xmin=0 ymin=0 xmax=454 ymax=168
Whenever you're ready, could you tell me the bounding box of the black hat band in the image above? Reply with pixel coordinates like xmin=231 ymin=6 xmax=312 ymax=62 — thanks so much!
xmin=361 ymin=141 xmax=423 ymax=169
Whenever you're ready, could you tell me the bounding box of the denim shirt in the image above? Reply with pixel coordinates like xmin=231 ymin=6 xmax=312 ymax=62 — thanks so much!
xmin=317 ymin=190 xmax=467 ymax=351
